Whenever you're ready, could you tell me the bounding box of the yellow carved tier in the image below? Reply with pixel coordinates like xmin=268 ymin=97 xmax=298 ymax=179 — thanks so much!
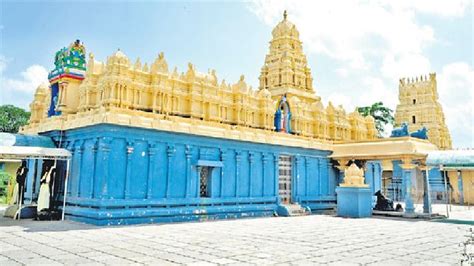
xmin=24 ymin=11 xmax=377 ymax=149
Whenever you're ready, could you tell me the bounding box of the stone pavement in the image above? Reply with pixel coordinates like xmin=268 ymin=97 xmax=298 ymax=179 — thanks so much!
xmin=0 ymin=213 xmax=472 ymax=265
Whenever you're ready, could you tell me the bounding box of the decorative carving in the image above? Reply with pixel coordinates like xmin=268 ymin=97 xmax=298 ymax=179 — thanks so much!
xmin=340 ymin=163 xmax=368 ymax=188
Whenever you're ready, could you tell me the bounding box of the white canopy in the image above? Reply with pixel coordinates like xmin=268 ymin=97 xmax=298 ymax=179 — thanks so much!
xmin=0 ymin=146 xmax=71 ymax=161
xmin=426 ymin=150 xmax=474 ymax=169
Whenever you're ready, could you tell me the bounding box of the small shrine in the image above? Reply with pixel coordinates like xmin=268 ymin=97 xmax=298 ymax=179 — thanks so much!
xmin=336 ymin=163 xmax=372 ymax=218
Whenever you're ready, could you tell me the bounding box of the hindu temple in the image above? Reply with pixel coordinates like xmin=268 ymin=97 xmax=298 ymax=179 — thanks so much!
xmin=10 ymin=11 xmax=462 ymax=225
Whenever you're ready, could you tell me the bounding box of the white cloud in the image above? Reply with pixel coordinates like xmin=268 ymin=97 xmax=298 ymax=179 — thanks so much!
xmin=381 ymin=53 xmax=431 ymax=81
xmin=325 ymin=92 xmax=355 ymax=111
xmin=335 ymin=68 xmax=349 ymax=78
xmin=360 ymin=77 xmax=398 ymax=108
xmin=0 ymin=55 xmax=6 ymax=74
xmin=388 ymin=0 xmax=472 ymax=18
xmin=0 ymin=57 xmax=49 ymax=109
xmin=2 ymin=65 xmax=49 ymax=93
xmin=437 ymin=62 xmax=474 ymax=148
xmin=248 ymin=0 xmax=443 ymax=71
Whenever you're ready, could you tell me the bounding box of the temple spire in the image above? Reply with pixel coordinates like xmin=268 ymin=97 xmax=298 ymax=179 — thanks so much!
xmin=259 ymin=10 xmax=315 ymax=98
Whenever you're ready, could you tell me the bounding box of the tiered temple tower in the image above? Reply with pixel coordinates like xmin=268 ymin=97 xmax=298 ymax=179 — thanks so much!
xmin=257 ymin=11 xmax=375 ymax=140
xmin=394 ymin=73 xmax=452 ymax=149
xmin=259 ymin=11 xmax=317 ymax=104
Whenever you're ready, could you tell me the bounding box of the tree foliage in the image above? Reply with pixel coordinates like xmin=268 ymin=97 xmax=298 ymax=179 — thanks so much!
xmin=0 ymin=105 xmax=31 ymax=133
xmin=357 ymin=102 xmax=394 ymax=137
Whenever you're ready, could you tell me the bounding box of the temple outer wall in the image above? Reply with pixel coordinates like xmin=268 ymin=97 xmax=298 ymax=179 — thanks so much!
xmin=43 ymin=124 xmax=338 ymax=225
xmin=448 ymin=170 xmax=474 ymax=205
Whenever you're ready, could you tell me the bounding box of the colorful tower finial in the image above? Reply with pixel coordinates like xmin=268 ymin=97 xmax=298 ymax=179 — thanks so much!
xmin=283 ymin=10 xmax=287 ymax=20
xmin=47 ymin=40 xmax=87 ymax=117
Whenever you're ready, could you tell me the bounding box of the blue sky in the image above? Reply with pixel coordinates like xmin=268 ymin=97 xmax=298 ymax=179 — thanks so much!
xmin=0 ymin=0 xmax=472 ymax=147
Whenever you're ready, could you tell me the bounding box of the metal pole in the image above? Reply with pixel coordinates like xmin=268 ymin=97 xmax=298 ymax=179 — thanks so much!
xmin=62 ymin=159 xmax=70 ymax=221
xmin=442 ymin=166 xmax=449 ymax=218
xmin=17 ymin=187 xmax=23 ymax=220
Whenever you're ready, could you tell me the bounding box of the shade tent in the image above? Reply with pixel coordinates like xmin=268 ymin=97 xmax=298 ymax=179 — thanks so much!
xmin=426 ymin=150 xmax=474 ymax=169
xmin=0 ymin=145 xmax=71 ymax=221
xmin=0 ymin=146 xmax=71 ymax=161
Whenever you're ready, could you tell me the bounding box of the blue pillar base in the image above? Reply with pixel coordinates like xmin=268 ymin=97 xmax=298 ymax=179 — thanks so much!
xmin=336 ymin=186 xmax=372 ymax=218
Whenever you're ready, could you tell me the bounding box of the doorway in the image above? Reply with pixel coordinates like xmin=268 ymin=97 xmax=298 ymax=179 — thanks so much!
xmin=278 ymin=155 xmax=292 ymax=204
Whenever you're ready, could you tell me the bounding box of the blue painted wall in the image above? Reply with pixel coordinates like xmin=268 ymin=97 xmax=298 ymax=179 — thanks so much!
xmin=365 ymin=161 xmax=382 ymax=195
xmin=43 ymin=124 xmax=336 ymax=225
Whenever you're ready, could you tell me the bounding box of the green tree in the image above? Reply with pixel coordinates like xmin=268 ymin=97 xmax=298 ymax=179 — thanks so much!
xmin=0 ymin=105 xmax=31 ymax=133
xmin=357 ymin=102 xmax=394 ymax=137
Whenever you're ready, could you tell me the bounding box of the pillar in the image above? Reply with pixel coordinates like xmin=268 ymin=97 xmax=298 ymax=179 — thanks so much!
xmin=401 ymin=158 xmax=416 ymax=214
xmin=317 ymin=158 xmax=322 ymax=196
xmin=185 ymin=145 xmax=192 ymax=198
xmin=249 ymin=152 xmax=255 ymax=197
xmin=147 ymin=143 xmax=157 ymax=199
xmin=124 ymin=142 xmax=134 ymax=199
xmin=220 ymin=149 xmax=227 ymax=197
xmin=294 ymin=156 xmax=300 ymax=199
xmin=235 ymin=151 xmax=241 ymax=197
xmin=457 ymin=170 xmax=464 ymax=204
xmin=88 ymin=140 xmax=98 ymax=199
xmin=73 ymin=141 xmax=83 ymax=197
xmin=99 ymin=138 xmax=112 ymax=199
xmin=274 ymin=153 xmax=279 ymax=200
xmin=305 ymin=157 xmax=310 ymax=196
xmin=421 ymin=165 xmax=432 ymax=214
xmin=262 ymin=153 xmax=269 ymax=196
xmin=196 ymin=166 xmax=202 ymax=197
xmin=166 ymin=145 xmax=176 ymax=198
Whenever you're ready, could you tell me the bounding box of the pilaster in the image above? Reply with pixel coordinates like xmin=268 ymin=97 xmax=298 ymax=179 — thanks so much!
xmin=235 ymin=151 xmax=241 ymax=197
xmin=166 ymin=145 xmax=176 ymax=198
xmin=147 ymin=143 xmax=157 ymax=199
xmin=124 ymin=141 xmax=134 ymax=199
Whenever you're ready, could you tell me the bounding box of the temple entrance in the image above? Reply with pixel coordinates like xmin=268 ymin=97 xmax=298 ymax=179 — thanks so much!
xmin=200 ymin=166 xmax=211 ymax=197
xmin=278 ymin=155 xmax=292 ymax=204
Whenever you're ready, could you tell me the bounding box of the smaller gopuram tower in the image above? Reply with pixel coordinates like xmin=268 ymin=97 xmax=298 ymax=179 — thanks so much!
xmin=394 ymin=73 xmax=452 ymax=149
xmin=258 ymin=10 xmax=318 ymax=105
xmin=47 ymin=40 xmax=86 ymax=116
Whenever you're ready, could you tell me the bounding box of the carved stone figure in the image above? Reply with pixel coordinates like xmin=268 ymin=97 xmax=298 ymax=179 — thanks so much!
xmin=390 ymin=122 xmax=409 ymax=137
xmin=410 ymin=127 xmax=428 ymax=140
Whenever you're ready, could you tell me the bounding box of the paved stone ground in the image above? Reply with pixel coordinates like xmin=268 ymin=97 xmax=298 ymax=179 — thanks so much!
xmin=0 ymin=213 xmax=472 ymax=265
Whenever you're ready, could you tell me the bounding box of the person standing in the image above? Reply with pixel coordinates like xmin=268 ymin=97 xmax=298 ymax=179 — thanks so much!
xmin=15 ymin=160 xmax=28 ymax=205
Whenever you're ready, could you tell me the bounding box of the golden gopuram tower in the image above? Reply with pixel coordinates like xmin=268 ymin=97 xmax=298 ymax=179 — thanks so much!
xmin=259 ymin=11 xmax=317 ymax=104
xmin=394 ymin=73 xmax=452 ymax=149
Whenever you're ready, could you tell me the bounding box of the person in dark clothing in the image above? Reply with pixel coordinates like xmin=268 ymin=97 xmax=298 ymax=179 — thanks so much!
xmin=16 ymin=160 xmax=28 ymax=205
